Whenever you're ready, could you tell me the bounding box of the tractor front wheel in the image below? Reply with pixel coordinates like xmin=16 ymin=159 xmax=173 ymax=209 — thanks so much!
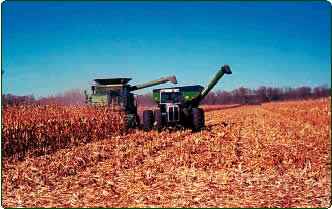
xmin=192 ymin=108 xmax=205 ymax=131
xmin=154 ymin=109 xmax=164 ymax=132
xmin=143 ymin=110 xmax=154 ymax=131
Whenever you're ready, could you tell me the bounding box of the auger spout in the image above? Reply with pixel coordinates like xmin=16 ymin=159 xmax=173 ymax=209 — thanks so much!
xmin=200 ymin=64 xmax=232 ymax=100
xmin=190 ymin=64 xmax=232 ymax=107
xmin=129 ymin=75 xmax=177 ymax=92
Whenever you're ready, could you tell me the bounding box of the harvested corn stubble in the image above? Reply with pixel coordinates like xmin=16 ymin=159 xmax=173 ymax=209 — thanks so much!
xmin=2 ymin=98 xmax=331 ymax=207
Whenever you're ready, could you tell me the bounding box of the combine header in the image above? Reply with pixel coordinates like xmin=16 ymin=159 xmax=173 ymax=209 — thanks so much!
xmin=143 ymin=64 xmax=232 ymax=131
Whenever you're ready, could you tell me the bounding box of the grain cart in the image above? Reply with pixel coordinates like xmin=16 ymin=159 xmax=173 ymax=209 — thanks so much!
xmin=85 ymin=76 xmax=177 ymax=129
xmin=143 ymin=64 xmax=232 ymax=131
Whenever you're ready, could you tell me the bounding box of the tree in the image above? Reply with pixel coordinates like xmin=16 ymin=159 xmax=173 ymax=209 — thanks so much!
xmin=295 ymin=86 xmax=312 ymax=100
xmin=201 ymin=92 xmax=217 ymax=105
xmin=215 ymin=90 xmax=232 ymax=104
xmin=137 ymin=93 xmax=155 ymax=106
xmin=256 ymin=86 xmax=269 ymax=103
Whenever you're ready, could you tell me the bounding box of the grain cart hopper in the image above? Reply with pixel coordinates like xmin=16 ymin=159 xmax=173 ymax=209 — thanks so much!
xmin=143 ymin=64 xmax=232 ymax=131
xmin=85 ymin=76 xmax=177 ymax=129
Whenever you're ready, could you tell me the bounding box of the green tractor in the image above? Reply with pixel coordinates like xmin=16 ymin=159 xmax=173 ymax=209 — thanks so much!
xmin=85 ymin=76 xmax=177 ymax=129
xmin=143 ymin=64 xmax=232 ymax=132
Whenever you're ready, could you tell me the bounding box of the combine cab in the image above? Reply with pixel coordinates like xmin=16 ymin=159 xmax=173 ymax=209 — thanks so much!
xmin=143 ymin=64 xmax=232 ymax=132
xmin=85 ymin=76 xmax=177 ymax=129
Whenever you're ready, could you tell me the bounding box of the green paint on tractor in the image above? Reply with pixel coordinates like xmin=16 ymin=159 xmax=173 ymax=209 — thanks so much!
xmin=143 ymin=64 xmax=232 ymax=132
xmin=153 ymin=89 xmax=203 ymax=103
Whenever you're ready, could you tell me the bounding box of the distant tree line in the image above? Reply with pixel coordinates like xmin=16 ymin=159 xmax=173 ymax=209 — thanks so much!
xmin=137 ymin=85 xmax=331 ymax=106
xmin=200 ymin=85 xmax=331 ymax=105
xmin=2 ymin=89 xmax=86 ymax=106
xmin=136 ymin=93 xmax=156 ymax=106
xmin=2 ymin=85 xmax=330 ymax=107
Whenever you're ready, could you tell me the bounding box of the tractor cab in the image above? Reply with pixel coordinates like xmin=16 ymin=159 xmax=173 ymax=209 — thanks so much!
xmin=160 ymin=89 xmax=181 ymax=104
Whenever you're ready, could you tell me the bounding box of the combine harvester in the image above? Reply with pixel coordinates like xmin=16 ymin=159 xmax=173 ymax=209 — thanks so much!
xmin=143 ymin=64 xmax=232 ymax=132
xmin=85 ymin=76 xmax=177 ymax=129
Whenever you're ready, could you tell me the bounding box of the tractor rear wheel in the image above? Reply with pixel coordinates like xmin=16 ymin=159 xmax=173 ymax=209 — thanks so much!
xmin=192 ymin=108 xmax=205 ymax=131
xmin=154 ymin=109 xmax=164 ymax=132
xmin=143 ymin=110 xmax=154 ymax=131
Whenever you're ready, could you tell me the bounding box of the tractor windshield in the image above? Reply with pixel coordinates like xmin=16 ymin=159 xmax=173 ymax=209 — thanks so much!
xmin=161 ymin=92 xmax=180 ymax=103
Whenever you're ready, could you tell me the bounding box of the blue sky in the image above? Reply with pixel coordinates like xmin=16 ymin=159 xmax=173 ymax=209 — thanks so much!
xmin=2 ymin=1 xmax=331 ymax=97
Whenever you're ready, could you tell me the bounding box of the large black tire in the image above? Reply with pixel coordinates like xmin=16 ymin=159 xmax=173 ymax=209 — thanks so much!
xmin=181 ymin=108 xmax=192 ymax=128
xmin=143 ymin=110 xmax=154 ymax=131
xmin=154 ymin=109 xmax=164 ymax=132
xmin=136 ymin=115 xmax=141 ymax=127
xmin=192 ymin=108 xmax=205 ymax=131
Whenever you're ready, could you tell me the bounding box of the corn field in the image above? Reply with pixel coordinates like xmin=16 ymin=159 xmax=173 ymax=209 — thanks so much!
xmin=2 ymin=105 xmax=126 ymax=160
xmin=2 ymin=98 xmax=331 ymax=207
